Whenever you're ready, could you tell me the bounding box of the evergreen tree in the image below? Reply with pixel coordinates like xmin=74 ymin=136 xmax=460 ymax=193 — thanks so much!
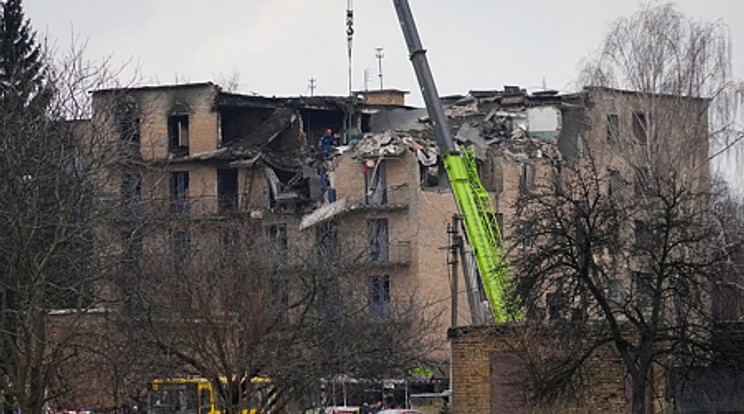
xmin=0 ymin=0 xmax=46 ymax=110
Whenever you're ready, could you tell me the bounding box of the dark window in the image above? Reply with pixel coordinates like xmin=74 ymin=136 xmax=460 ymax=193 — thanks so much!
xmin=220 ymin=226 xmax=239 ymax=264
xmin=368 ymin=218 xmax=389 ymax=263
xmin=633 ymin=272 xmax=653 ymax=310
xmin=170 ymin=171 xmax=190 ymax=215
xmin=634 ymin=219 xmax=651 ymax=250
xmin=607 ymin=169 xmax=621 ymax=197
xmin=607 ymin=113 xmax=619 ymax=142
xmin=319 ymin=276 xmax=340 ymax=319
xmin=121 ymin=171 xmax=142 ymax=218
xmin=271 ymin=278 xmax=289 ymax=323
xmin=519 ymin=222 xmax=535 ymax=249
xmin=217 ymin=169 xmax=238 ymax=214
xmin=168 ymin=114 xmax=190 ymax=154
xmin=632 ymin=112 xmax=648 ymax=145
xmin=172 ymin=227 xmax=190 ymax=272
xmin=316 ymin=220 xmax=339 ymax=263
xmin=369 ymin=275 xmax=391 ymax=318
xmin=547 ymin=291 xmax=566 ymax=320
xmin=267 ymin=224 xmax=289 ymax=267
xmin=365 ymin=160 xmax=387 ymax=205
xmin=519 ymin=163 xmax=535 ymax=192
xmin=121 ymin=231 xmax=143 ymax=273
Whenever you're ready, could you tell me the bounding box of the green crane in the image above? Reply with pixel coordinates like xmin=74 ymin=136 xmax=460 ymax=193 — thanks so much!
xmin=392 ymin=0 xmax=522 ymax=323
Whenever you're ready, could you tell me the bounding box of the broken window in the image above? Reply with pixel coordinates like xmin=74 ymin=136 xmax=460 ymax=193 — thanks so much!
xmin=365 ymin=160 xmax=387 ymax=205
xmin=267 ymin=223 xmax=289 ymax=267
xmin=369 ymin=275 xmax=391 ymax=318
xmin=368 ymin=218 xmax=389 ymax=263
xmin=632 ymin=112 xmax=648 ymax=145
xmin=121 ymin=171 xmax=142 ymax=218
xmin=316 ymin=220 xmax=339 ymax=263
xmin=118 ymin=115 xmax=140 ymax=159
xmin=170 ymin=171 xmax=190 ymax=215
xmin=361 ymin=114 xmax=371 ymax=133
xmin=217 ymin=168 xmax=238 ymax=214
xmin=220 ymin=226 xmax=239 ymax=264
xmin=519 ymin=163 xmax=535 ymax=192
xmin=607 ymin=113 xmax=619 ymax=142
xmin=168 ymin=114 xmax=190 ymax=155
xmin=172 ymin=227 xmax=190 ymax=273
xmin=607 ymin=169 xmax=621 ymax=197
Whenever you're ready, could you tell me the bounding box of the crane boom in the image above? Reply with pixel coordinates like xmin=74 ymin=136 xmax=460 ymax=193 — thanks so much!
xmin=392 ymin=0 xmax=522 ymax=323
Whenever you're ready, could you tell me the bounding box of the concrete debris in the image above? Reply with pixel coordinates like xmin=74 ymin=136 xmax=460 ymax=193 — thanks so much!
xmin=363 ymin=86 xmax=576 ymax=165
xmin=300 ymin=198 xmax=348 ymax=230
xmin=444 ymin=102 xmax=479 ymax=118
xmin=353 ymin=131 xmax=439 ymax=161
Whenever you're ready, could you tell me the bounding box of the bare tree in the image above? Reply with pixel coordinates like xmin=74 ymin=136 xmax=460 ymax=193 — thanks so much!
xmin=113 ymin=214 xmax=439 ymax=413
xmin=0 ymin=2 xmax=141 ymax=413
xmin=580 ymin=1 xmax=744 ymax=168
xmin=509 ymin=4 xmax=744 ymax=413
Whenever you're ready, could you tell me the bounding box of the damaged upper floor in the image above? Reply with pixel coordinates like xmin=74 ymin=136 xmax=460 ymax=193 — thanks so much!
xmin=95 ymin=82 xmax=710 ymax=220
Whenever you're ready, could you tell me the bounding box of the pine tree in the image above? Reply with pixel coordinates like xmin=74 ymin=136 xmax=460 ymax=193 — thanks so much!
xmin=0 ymin=0 xmax=45 ymax=109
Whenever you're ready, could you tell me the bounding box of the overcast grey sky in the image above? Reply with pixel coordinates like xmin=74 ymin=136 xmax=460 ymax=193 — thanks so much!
xmin=24 ymin=0 xmax=744 ymax=101
xmin=23 ymin=0 xmax=744 ymax=190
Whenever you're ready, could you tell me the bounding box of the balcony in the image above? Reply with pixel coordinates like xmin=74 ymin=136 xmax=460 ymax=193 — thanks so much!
xmin=348 ymin=183 xmax=411 ymax=212
xmin=363 ymin=240 xmax=412 ymax=268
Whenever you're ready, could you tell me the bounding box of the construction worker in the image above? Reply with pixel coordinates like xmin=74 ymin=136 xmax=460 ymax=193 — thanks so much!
xmin=320 ymin=128 xmax=338 ymax=158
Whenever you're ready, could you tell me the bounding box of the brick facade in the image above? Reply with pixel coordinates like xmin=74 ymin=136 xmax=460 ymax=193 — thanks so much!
xmin=449 ymin=325 xmax=667 ymax=414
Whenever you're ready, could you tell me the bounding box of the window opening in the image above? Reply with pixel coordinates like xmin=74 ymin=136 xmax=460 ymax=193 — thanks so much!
xmin=368 ymin=218 xmax=389 ymax=263
xmin=632 ymin=112 xmax=648 ymax=145
xmin=607 ymin=113 xmax=619 ymax=142
xmin=170 ymin=171 xmax=190 ymax=215
xmin=168 ymin=114 xmax=190 ymax=154
xmin=217 ymin=169 xmax=238 ymax=213
xmin=267 ymin=223 xmax=289 ymax=267
xmin=365 ymin=160 xmax=387 ymax=205
xmin=369 ymin=275 xmax=391 ymax=318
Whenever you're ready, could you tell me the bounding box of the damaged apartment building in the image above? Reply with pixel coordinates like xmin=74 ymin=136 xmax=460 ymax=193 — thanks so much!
xmin=92 ymin=81 xmax=712 ymax=397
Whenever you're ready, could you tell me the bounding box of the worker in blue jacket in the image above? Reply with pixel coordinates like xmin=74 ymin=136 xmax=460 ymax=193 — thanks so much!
xmin=319 ymin=128 xmax=338 ymax=158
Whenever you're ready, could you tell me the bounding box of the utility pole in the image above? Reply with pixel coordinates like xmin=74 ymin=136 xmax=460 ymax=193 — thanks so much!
xmin=448 ymin=216 xmax=460 ymax=328
xmin=308 ymin=78 xmax=317 ymax=96
xmin=346 ymin=0 xmax=354 ymax=95
xmin=375 ymin=47 xmax=384 ymax=90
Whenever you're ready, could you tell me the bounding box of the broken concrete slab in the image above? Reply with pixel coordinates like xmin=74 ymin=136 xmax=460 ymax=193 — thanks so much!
xmin=300 ymin=198 xmax=348 ymax=230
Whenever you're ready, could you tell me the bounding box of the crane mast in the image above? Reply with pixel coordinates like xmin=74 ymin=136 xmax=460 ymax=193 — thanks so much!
xmin=392 ymin=0 xmax=522 ymax=323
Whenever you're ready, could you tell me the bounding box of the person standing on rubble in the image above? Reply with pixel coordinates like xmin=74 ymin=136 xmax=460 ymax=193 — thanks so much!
xmin=320 ymin=128 xmax=338 ymax=158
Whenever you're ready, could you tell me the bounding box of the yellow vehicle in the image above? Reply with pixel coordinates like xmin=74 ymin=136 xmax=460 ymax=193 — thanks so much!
xmin=149 ymin=377 xmax=274 ymax=414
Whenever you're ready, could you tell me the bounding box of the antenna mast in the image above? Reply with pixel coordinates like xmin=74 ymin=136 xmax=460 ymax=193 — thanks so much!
xmin=375 ymin=47 xmax=384 ymax=90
